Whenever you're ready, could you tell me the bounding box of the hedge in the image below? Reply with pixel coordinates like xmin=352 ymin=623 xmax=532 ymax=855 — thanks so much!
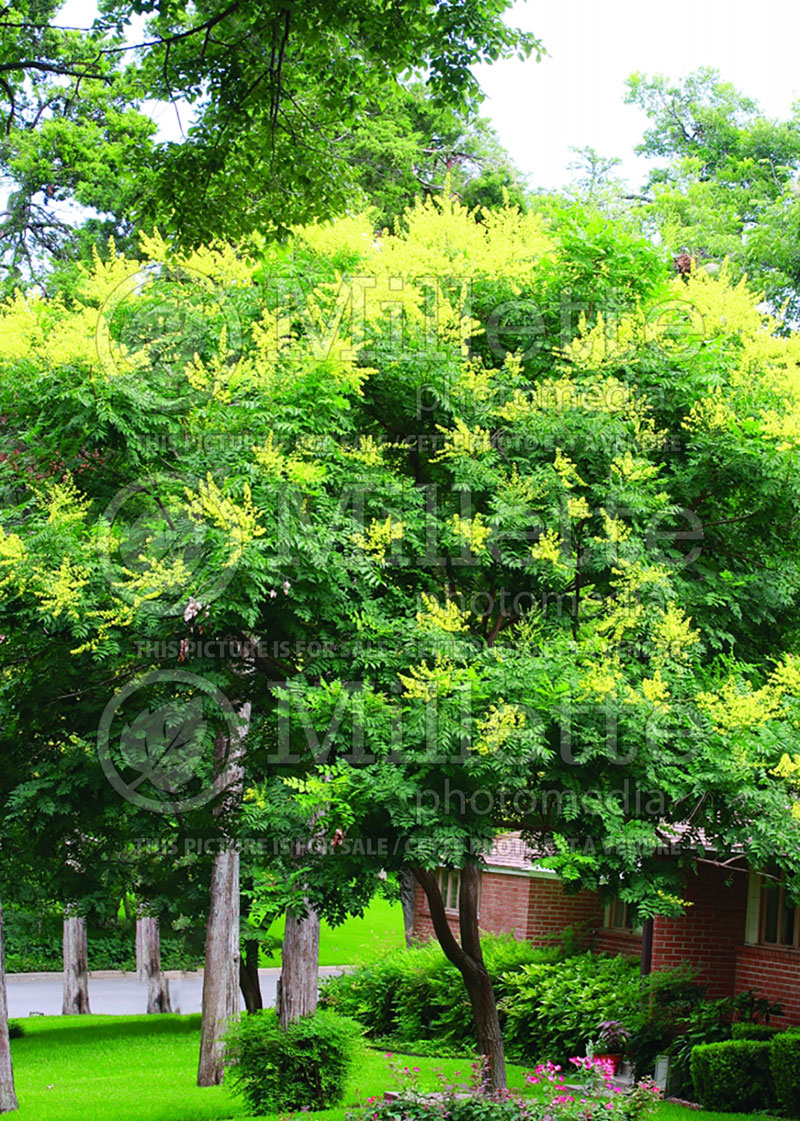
xmin=730 ymin=1022 xmax=782 ymax=1041
xmin=690 ymin=1040 xmax=776 ymax=1112
xmin=771 ymin=1032 xmax=800 ymax=1117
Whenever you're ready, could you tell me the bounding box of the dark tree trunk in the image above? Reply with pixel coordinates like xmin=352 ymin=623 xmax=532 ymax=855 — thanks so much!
xmin=278 ymin=902 xmax=320 ymax=1028
xmin=0 ymin=897 xmax=18 ymax=1113
xmin=136 ymin=915 xmax=172 ymax=1014
xmin=399 ymin=868 xmax=416 ymax=947
xmin=413 ymin=864 xmax=506 ymax=1091
xmin=239 ymin=939 xmax=262 ymax=1013
xmin=198 ymin=845 xmax=241 ymax=1085
xmin=62 ymin=913 xmax=91 ymax=1016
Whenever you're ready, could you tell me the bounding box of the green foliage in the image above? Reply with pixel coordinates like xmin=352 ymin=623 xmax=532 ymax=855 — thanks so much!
xmin=499 ymin=953 xmax=642 ymax=1064
xmin=7 ymin=1021 xmax=23 ymax=1039
xmin=343 ymin=83 xmax=528 ymax=230
xmin=225 ymin=1008 xmax=362 ymax=1113
xmin=5 ymin=195 xmax=800 ymax=1088
xmin=323 ymin=941 xmax=649 ymax=1067
xmin=770 ymin=1032 xmax=800 ymax=1117
xmin=730 ymin=1022 xmax=782 ymax=1040
xmin=626 ymin=67 xmax=800 ymax=318
xmin=690 ymin=1040 xmax=776 ymax=1113
xmin=0 ymin=0 xmax=542 ymax=263
xmin=2 ymin=905 xmax=201 ymax=973
xmin=658 ymin=990 xmax=779 ymax=1094
xmin=626 ymin=971 xmax=705 ymax=1079
xmin=321 ymin=935 xmax=552 ymax=1051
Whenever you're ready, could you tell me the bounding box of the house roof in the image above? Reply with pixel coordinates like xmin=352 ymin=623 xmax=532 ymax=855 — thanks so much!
xmin=485 ymin=832 xmax=555 ymax=876
xmin=483 ymin=826 xmax=719 ymax=878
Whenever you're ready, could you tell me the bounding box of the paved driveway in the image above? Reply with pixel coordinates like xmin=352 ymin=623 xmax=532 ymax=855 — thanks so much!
xmin=6 ymin=966 xmax=344 ymax=1019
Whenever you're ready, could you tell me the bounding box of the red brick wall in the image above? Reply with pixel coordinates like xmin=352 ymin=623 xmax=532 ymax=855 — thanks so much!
xmin=734 ymin=945 xmax=800 ymax=1026
xmin=596 ymin=929 xmax=642 ymax=958
xmin=412 ymin=874 xmax=532 ymax=943
xmin=650 ymin=865 xmax=748 ymax=999
xmin=481 ymin=872 xmax=532 ymax=938
xmin=527 ymin=876 xmax=603 ymax=948
xmin=411 ymin=871 xmax=604 ymax=947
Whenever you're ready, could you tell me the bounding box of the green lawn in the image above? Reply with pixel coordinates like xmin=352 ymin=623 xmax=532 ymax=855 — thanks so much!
xmin=7 ymin=1014 xmax=778 ymax=1121
xmin=261 ymin=896 xmax=405 ymax=966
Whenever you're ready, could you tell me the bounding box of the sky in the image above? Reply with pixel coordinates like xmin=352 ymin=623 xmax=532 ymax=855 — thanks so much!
xmin=58 ymin=0 xmax=800 ymax=195
xmin=473 ymin=0 xmax=800 ymax=192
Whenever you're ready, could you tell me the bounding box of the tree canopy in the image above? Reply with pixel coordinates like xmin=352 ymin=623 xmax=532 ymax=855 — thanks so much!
xmin=626 ymin=68 xmax=800 ymax=318
xmin=0 ymin=0 xmax=541 ymax=276
xmin=3 ymin=194 xmax=800 ymax=1084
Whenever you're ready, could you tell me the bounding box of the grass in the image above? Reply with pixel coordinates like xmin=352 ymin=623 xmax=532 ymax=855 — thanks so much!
xmin=260 ymin=896 xmax=405 ymax=967
xmin=7 ymin=1013 xmax=780 ymax=1121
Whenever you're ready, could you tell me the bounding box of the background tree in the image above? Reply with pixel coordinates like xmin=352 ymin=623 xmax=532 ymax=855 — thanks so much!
xmin=343 ymin=82 xmax=528 ymax=229
xmin=626 ymin=68 xmax=800 ymax=317
xmin=0 ymin=897 xmax=15 ymax=1114
xmin=0 ymin=0 xmax=541 ymax=262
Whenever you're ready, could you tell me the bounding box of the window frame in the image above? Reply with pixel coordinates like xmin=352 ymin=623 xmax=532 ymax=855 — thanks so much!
xmin=603 ymin=900 xmax=643 ymax=935
xmin=436 ymin=867 xmax=480 ymax=916
xmin=759 ymin=876 xmax=800 ymax=949
xmin=438 ymin=867 xmax=461 ymax=913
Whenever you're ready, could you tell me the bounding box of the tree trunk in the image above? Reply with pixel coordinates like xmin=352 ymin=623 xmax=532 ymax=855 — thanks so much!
xmin=197 ymin=669 xmax=252 ymax=1088
xmin=0 ymin=897 xmax=18 ymax=1113
xmin=198 ymin=844 xmax=241 ymax=1085
xmin=136 ymin=915 xmax=172 ymax=1014
xmin=399 ymin=868 xmax=416 ymax=948
xmin=278 ymin=902 xmax=320 ymax=1028
xmin=239 ymin=939 xmax=262 ymax=1013
xmin=413 ymin=864 xmax=506 ymax=1091
xmin=62 ymin=913 xmax=91 ymax=1016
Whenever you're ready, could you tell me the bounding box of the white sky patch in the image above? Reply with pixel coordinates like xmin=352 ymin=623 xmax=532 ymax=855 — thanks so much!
xmin=474 ymin=0 xmax=800 ymax=191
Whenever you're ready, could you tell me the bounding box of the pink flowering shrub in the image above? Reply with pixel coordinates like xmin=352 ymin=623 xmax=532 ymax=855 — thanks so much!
xmin=526 ymin=1058 xmax=661 ymax=1121
xmin=348 ymin=1055 xmax=661 ymax=1121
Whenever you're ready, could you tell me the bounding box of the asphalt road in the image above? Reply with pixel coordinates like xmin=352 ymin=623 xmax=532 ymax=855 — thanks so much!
xmin=6 ymin=966 xmax=344 ymax=1019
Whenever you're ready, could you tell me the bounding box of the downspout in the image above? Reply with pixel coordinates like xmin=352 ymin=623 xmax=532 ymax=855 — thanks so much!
xmin=640 ymin=916 xmax=654 ymax=977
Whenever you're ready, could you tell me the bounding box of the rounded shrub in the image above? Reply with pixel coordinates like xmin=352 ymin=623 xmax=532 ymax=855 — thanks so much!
xmin=225 ymin=1008 xmax=361 ymax=1113
xmin=771 ymin=1032 xmax=800 ymax=1117
xmin=690 ymin=1039 xmax=775 ymax=1112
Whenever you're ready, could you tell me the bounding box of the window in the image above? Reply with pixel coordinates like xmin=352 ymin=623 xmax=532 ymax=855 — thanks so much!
xmin=438 ymin=868 xmax=460 ymax=911
xmin=603 ymin=900 xmax=640 ymax=933
xmin=761 ymin=878 xmax=800 ymax=948
xmin=745 ymin=870 xmax=800 ymax=949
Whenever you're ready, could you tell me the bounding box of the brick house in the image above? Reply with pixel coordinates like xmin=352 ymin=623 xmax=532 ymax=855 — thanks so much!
xmin=412 ymin=833 xmax=800 ymax=1026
